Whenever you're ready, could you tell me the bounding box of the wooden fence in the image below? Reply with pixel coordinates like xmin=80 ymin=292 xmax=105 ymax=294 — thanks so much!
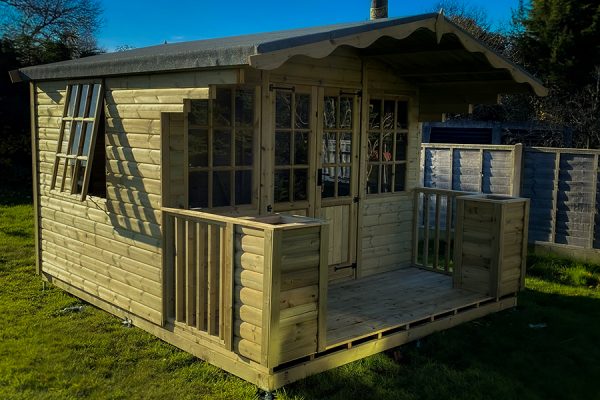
xmin=421 ymin=144 xmax=600 ymax=254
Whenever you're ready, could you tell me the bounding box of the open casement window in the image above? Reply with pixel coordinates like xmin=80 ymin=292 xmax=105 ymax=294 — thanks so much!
xmin=186 ymin=86 xmax=259 ymax=210
xmin=366 ymin=97 xmax=409 ymax=195
xmin=50 ymin=81 xmax=105 ymax=200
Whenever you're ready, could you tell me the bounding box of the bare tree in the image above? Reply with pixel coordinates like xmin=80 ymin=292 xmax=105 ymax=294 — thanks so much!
xmin=0 ymin=0 xmax=102 ymax=64
xmin=434 ymin=0 xmax=511 ymax=55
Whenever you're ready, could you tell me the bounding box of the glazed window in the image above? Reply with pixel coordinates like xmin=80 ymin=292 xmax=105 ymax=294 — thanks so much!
xmin=366 ymin=98 xmax=408 ymax=195
xmin=273 ymin=90 xmax=311 ymax=203
xmin=187 ymin=87 xmax=256 ymax=208
xmin=50 ymin=82 xmax=106 ymax=199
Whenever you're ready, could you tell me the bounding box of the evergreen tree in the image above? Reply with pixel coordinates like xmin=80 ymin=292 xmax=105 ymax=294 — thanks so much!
xmin=516 ymin=0 xmax=600 ymax=90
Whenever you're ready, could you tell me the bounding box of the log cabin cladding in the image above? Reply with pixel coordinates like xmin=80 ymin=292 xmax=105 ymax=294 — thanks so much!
xmin=18 ymin=11 xmax=545 ymax=393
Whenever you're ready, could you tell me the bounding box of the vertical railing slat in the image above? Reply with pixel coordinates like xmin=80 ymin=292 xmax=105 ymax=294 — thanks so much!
xmin=185 ymin=220 xmax=196 ymax=326
xmin=433 ymin=193 xmax=441 ymax=270
xmin=423 ymin=194 xmax=430 ymax=268
xmin=444 ymin=194 xmax=453 ymax=273
xmin=175 ymin=217 xmax=186 ymax=322
xmin=196 ymin=223 xmax=207 ymax=331
xmin=207 ymin=224 xmax=219 ymax=336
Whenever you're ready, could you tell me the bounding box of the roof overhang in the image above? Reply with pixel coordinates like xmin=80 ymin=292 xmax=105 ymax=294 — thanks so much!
xmin=11 ymin=12 xmax=546 ymax=104
xmin=249 ymin=13 xmax=547 ymax=97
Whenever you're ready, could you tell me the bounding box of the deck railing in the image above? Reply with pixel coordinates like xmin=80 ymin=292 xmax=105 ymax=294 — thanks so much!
xmin=412 ymin=187 xmax=472 ymax=273
xmin=162 ymin=207 xmax=234 ymax=349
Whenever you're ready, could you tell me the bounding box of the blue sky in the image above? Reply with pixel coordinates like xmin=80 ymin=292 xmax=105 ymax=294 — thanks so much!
xmin=97 ymin=0 xmax=521 ymax=51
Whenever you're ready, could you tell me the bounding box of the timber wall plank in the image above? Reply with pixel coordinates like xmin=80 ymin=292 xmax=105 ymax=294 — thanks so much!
xmin=36 ymin=69 xmax=240 ymax=326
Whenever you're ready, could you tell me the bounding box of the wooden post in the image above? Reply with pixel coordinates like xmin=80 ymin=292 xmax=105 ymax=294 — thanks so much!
xmin=262 ymin=228 xmax=282 ymax=368
xmin=162 ymin=213 xmax=175 ymax=324
xmin=317 ymin=222 xmax=329 ymax=352
xmin=260 ymin=71 xmax=273 ymax=215
xmin=221 ymin=222 xmax=235 ymax=350
xmin=490 ymin=203 xmax=505 ymax=299
xmin=520 ymin=199 xmax=530 ymax=290
xmin=511 ymin=144 xmax=523 ymax=196
xmin=452 ymin=197 xmax=465 ymax=288
xmin=29 ymin=82 xmax=41 ymax=275
xmin=160 ymin=113 xmax=171 ymax=208
xmin=356 ymin=60 xmax=369 ymax=278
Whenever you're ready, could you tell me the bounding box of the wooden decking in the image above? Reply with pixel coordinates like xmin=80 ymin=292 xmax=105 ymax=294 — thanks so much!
xmin=326 ymin=267 xmax=490 ymax=347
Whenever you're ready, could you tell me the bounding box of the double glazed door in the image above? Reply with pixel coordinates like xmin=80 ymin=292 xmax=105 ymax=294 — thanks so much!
xmin=272 ymin=86 xmax=359 ymax=281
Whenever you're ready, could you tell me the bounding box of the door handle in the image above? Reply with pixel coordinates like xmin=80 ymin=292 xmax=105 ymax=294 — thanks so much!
xmin=317 ymin=168 xmax=322 ymax=186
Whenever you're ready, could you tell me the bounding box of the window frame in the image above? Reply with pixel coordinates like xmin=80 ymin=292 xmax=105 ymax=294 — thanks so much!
xmin=50 ymin=80 xmax=105 ymax=201
xmin=184 ymin=85 xmax=260 ymax=212
xmin=365 ymin=96 xmax=410 ymax=196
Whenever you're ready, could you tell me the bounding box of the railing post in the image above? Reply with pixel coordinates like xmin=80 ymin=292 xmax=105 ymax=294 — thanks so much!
xmin=221 ymin=222 xmax=235 ymax=350
xmin=412 ymin=189 xmax=420 ymax=266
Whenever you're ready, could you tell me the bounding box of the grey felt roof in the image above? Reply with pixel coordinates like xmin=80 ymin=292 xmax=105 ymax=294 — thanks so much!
xmin=15 ymin=13 xmax=438 ymax=81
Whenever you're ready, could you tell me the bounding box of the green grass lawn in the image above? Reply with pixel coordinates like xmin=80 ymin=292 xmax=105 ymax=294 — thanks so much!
xmin=1 ymin=202 xmax=599 ymax=400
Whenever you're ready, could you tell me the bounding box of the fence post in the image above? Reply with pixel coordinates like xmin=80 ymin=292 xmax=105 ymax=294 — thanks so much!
xmin=511 ymin=144 xmax=523 ymax=196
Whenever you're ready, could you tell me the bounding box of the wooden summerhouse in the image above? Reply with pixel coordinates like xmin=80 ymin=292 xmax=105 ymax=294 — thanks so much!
xmin=12 ymin=12 xmax=544 ymax=391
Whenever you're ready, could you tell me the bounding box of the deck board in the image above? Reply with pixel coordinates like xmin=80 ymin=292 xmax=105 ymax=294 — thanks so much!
xmin=326 ymin=267 xmax=489 ymax=346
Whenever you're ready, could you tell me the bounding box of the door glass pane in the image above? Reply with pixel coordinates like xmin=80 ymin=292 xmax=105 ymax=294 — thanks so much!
xmin=383 ymin=100 xmax=395 ymax=131
xmin=213 ymin=171 xmax=231 ymax=206
xmin=382 ymin=164 xmax=392 ymax=193
xmin=190 ymin=100 xmax=209 ymax=126
xmin=397 ymin=101 xmax=408 ymax=129
xmin=189 ymin=171 xmax=208 ymax=208
xmin=322 ymin=132 xmax=336 ymax=164
xmin=275 ymin=131 xmax=290 ymax=165
xmin=338 ymin=166 xmax=351 ymax=197
xmin=368 ymin=99 xmax=381 ymax=130
xmin=276 ymin=92 xmax=292 ymax=129
xmin=323 ymin=96 xmax=337 ymax=128
xmin=235 ymin=130 xmax=253 ymax=166
xmin=367 ymin=165 xmax=379 ymax=194
xmin=322 ymin=166 xmax=335 ymax=198
xmin=235 ymin=170 xmax=252 ymax=205
xmin=213 ymin=129 xmax=231 ymax=166
xmin=235 ymin=89 xmax=254 ymax=127
xmin=368 ymin=132 xmax=380 ymax=161
xmin=293 ymin=169 xmax=308 ymax=201
xmin=274 ymin=170 xmax=290 ymax=202
xmin=294 ymin=132 xmax=309 ymax=165
xmin=340 ymin=132 xmax=352 ymax=163
xmin=395 ymin=132 xmax=407 ymax=161
xmin=340 ymin=97 xmax=352 ymax=128
xmin=394 ymin=164 xmax=406 ymax=192
xmin=214 ymin=88 xmax=232 ymax=127
xmin=382 ymin=132 xmax=393 ymax=162
xmin=295 ymin=93 xmax=310 ymax=129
